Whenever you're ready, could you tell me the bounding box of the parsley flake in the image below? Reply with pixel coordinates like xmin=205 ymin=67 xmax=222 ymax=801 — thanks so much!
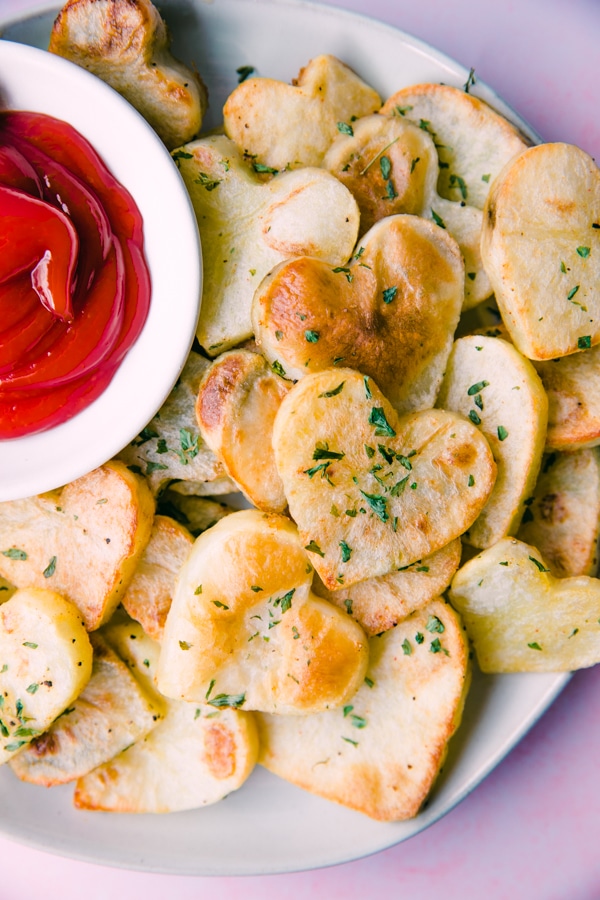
xmin=382 ymin=286 xmax=398 ymax=304
xmin=368 ymin=407 xmax=396 ymax=437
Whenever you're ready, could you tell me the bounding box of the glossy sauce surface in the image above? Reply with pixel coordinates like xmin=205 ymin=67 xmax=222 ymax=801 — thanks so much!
xmin=0 ymin=111 xmax=151 ymax=438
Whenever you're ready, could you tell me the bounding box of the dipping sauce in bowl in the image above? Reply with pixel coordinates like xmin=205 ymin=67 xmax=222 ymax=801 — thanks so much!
xmin=0 ymin=41 xmax=202 ymax=500
xmin=0 ymin=110 xmax=151 ymax=437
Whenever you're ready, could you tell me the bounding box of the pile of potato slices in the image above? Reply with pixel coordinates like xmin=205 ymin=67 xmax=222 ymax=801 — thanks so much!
xmin=1 ymin=0 xmax=600 ymax=822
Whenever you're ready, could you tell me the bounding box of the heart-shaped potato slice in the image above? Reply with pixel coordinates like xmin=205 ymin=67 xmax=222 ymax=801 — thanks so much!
xmin=156 ymin=510 xmax=369 ymax=715
xmin=517 ymin=449 xmax=600 ymax=578
xmin=313 ymin=539 xmax=461 ymax=636
xmin=272 ymin=369 xmax=496 ymax=589
xmin=0 ymin=461 xmax=154 ymax=630
xmin=174 ymin=134 xmax=360 ymax=355
xmin=196 ymin=349 xmax=290 ymax=512
xmin=117 ymin=351 xmax=224 ymax=495
xmin=380 ymin=82 xmax=529 ymax=210
xmin=74 ymin=621 xmax=258 ymax=813
xmin=223 ymin=54 xmax=381 ymax=170
xmin=120 ymin=514 xmax=194 ymax=641
xmin=253 ymin=214 xmax=464 ymax=413
xmin=481 ymin=142 xmax=600 ymax=359
xmin=436 ymin=335 xmax=548 ymax=548
xmin=449 ymin=537 xmax=600 ymax=672
xmin=9 ymin=632 xmax=163 ymax=786
xmin=0 ymin=587 xmax=93 ymax=765
xmin=533 ymin=343 xmax=600 ymax=451
xmin=323 ymin=113 xmax=490 ymax=308
xmin=257 ymin=598 xmax=469 ymax=821
xmin=49 ymin=0 xmax=207 ymax=149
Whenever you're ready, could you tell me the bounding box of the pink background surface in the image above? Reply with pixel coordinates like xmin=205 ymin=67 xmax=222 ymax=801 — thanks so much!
xmin=1 ymin=0 xmax=600 ymax=897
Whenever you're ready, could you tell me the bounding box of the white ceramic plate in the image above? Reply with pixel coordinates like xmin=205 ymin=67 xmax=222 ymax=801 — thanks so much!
xmin=0 ymin=39 xmax=201 ymax=501
xmin=0 ymin=0 xmax=569 ymax=876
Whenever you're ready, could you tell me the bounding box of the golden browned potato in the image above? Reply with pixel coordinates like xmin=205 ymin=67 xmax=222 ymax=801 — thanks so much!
xmin=120 ymin=515 xmax=194 ymax=641
xmin=156 ymin=510 xmax=369 ymax=715
xmin=9 ymin=632 xmax=164 ymax=785
xmin=517 ymin=449 xmax=600 ymax=578
xmin=49 ymin=0 xmax=207 ymax=148
xmin=534 ymin=343 xmax=600 ymax=451
xmin=436 ymin=335 xmax=548 ymax=548
xmin=449 ymin=537 xmax=600 ymax=672
xmin=253 ymin=215 xmax=465 ymax=414
xmin=323 ymin=114 xmax=490 ymax=308
xmin=380 ymin=82 xmax=529 ymax=210
xmin=196 ymin=350 xmax=290 ymax=512
xmin=174 ymin=135 xmax=360 ymax=355
xmin=312 ymin=539 xmax=462 ymax=636
xmin=0 ymin=461 xmax=154 ymax=630
xmin=223 ymin=54 xmax=381 ymax=170
xmin=0 ymin=588 xmax=93 ymax=765
xmin=258 ymin=598 xmax=470 ymax=821
xmin=481 ymin=142 xmax=600 ymax=359
xmin=75 ymin=622 xmax=258 ymax=813
xmin=272 ymin=369 xmax=496 ymax=589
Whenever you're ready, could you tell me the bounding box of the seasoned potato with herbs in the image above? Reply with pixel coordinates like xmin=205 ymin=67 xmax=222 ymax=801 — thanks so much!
xmin=49 ymin=0 xmax=207 ymax=148
xmin=313 ymin=539 xmax=462 ymax=636
xmin=0 ymin=588 xmax=93 ymax=765
xmin=380 ymin=82 xmax=529 ymax=210
xmin=258 ymin=598 xmax=469 ymax=821
xmin=116 ymin=351 xmax=224 ymax=494
xmin=75 ymin=622 xmax=258 ymax=813
xmin=272 ymin=369 xmax=496 ymax=589
xmin=253 ymin=214 xmax=464 ymax=413
xmin=481 ymin=142 xmax=600 ymax=359
xmin=449 ymin=538 xmax=600 ymax=672
xmin=436 ymin=335 xmax=548 ymax=548
xmin=9 ymin=632 xmax=163 ymax=786
xmin=157 ymin=510 xmax=369 ymax=715
xmin=223 ymin=54 xmax=381 ymax=170
xmin=324 ymin=113 xmax=490 ymax=308
xmin=517 ymin=449 xmax=600 ymax=578
xmin=196 ymin=350 xmax=290 ymax=512
xmin=174 ymin=135 xmax=360 ymax=355
xmin=0 ymin=461 xmax=154 ymax=630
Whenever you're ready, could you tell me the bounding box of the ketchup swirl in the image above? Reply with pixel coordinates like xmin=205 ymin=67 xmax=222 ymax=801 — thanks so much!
xmin=0 ymin=111 xmax=151 ymax=438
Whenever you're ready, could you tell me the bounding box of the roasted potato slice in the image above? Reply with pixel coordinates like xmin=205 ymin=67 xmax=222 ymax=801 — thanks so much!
xmin=9 ymin=632 xmax=163 ymax=785
xmin=481 ymin=142 xmax=600 ymax=359
xmin=223 ymin=54 xmax=381 ymax=170
xmin=272 ymin=369 xmax=496 ymax=589
xmin=174 ymin=135 xmax=360 ymax=354
xmin=157 ymin=510 xmax=369 ymax=715
xmin=0 ymin=588 xmax=93 ymax=765
xmin=257 ymin=598 xmax=469 ymax=821
xmin=196 ymin=350 xmax=290 ymax=512
xmin=449 ymin=537 xmax=600 ymax=672
xmin=313 ymin=539 xmax=461 ymax=636
xmin=253 ymin=214 xmax=464 ymax=413
xmin=121 ymin=515 xmax=193 ymax=641
xmin=534 ymin=343 xmax=600 ymax=451
xmin=436 ymin=335 xmax=548 ymax=548
xmin=380 ymin=82 xmax=529 ymax=210
xmin=49 ymin=0 xmax=207 ymax=149
xmin=323 ymin=113 xmax=490 ymax=308
xmin=0 ymin=461 xmax=154 ymax=630
xmin=75 ymin=622 xmax=258 ymax=813
xmin=157 ymin=490 xmax=234 ymax=536
xmin=517 ymin=449 xmax=600 ymax=577
xmin=116 ymin=351 xmax=224 ymax=495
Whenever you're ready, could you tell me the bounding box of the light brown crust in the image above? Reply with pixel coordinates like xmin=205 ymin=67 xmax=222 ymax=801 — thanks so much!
xmin=49 ymin=0 xmax=207 ymax=148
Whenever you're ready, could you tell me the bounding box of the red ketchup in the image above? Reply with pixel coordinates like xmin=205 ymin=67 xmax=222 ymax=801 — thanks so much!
xmin=0 ymin=110 xmax=151 ymax=438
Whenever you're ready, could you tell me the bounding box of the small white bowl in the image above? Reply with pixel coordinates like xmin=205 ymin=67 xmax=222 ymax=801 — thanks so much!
xmin=0 ymin=40 xmax=202 ymax=501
